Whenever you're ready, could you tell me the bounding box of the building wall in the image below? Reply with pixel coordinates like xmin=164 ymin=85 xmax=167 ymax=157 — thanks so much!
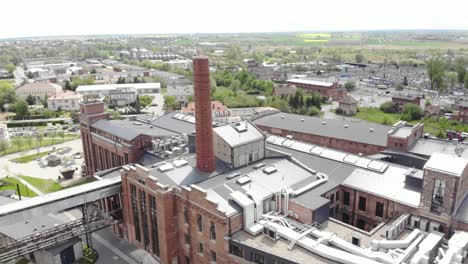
xmin=339 ymin=102 xmax=357 ymax=115
xmin=48 ymin=98 xmax=80 ymax=111
xmin=386 ymin=123 xmax=424 ymax=151
xmin=256 ymin=125 xmax=385 ymax=155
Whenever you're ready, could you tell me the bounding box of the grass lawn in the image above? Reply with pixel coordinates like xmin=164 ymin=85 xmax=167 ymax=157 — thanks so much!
xmin=20 ymin=175 xmax=64 ymax=193
xmin=0 ymin=177 xmax=37 ymax=197
xmin=354 ymin=107 xmax=468 ymax=138
xmin=0 ymin=135 xmax=79 ymax=156
xmin=354 ymin=107 xmax=401 ymax=125
xmin=10 ymin=149 xmax=59 ymax=163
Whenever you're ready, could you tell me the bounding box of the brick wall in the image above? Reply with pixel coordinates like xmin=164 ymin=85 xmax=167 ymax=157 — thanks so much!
xmin=257 ymin=125 xmax=385 ymax=155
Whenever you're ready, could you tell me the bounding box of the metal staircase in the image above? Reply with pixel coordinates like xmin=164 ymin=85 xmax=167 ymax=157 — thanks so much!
xmin=288 ymin=223 xmax=316 ymax=250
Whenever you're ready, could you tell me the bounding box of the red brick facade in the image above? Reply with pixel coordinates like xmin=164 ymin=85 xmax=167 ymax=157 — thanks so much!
xmin=256 ymin=124 xmax=386 ymax=155
xmin=286 ymin=80 xmax=346 ymax=101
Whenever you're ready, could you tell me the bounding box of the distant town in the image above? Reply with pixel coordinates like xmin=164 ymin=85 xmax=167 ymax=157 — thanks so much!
xmin=0 ymin=31 xmax=467 ymax=264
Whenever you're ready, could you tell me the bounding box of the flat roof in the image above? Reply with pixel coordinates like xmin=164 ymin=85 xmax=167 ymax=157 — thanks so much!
xmin=253 ymin=113 xmax=390 ymax=147
xmin=213 ymin=121 xmax=264 ymax=147
xmin=424 ymin=152 xmax=468 ymax=177
xmin=342 ymin=166 xmax=421 ymax=207
xmin=391 ymin=126 xmax=413 ymax=139
xmin=76 ymin=83 xmax=160 ymax=92
xmin=0 ymin=213 xmax=65 ymax=239
xmin=287 ymin=79 xmax=334 ymax=87
xmin=409 ymin=138 xmax=468 ymax=159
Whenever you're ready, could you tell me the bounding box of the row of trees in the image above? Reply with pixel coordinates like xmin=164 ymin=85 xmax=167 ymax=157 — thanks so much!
xmin=0 ymin=130 xmax=68 ymax=154
xmin=426 ymin=56 xmax=468 ymax=93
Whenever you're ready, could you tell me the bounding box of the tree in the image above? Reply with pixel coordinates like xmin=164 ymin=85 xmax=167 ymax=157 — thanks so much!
xmin=426 ymin=57 xmax=446 ymax=91
xmin=344 ymin=82 xmax=356 ymax=92
xmin=401 ymin=103 xmax=423 ymax=121
xmin=0 ymin=81 xmax=16 ymax=112
xmin=395 ymin=83 xmax=404 ymax=94
xmin=36 ymin=133 xmax=44 ymax=151
xmin=0 ymin=139 xmax=9 ymax=154
xmin=380 ymin=101 xmax=397 ymax=113
xmin=110 ymin=110 xmax=121 ymax=119
xmin=164 ymin=96 xmax=178 ymax=110
xmin=14 ymin=100 xmax=29 ymax=119
xmin=355 ymin=53 xmax=364 ymax=63
xmin=24 ymin=136 xmax=33 ymax=149
xmin=465 ymin=73 xmax=468 ymax=90
xmin=447 ymin=72 xmax=458 ymax=90
xmin=455 ymin=57 xmax=466 ymax=85
xmin=230 ymin=79 xmax=241 ymax=92
xmin=64 ymin=80 xmax=72 ymax=90
xmin=138 ymin=95 xmax=154 ymax=108
xmin=11 ymin=137 xmax=22 ymax=151
xmin=57 ymin=131 xmax=65 ymax=142
xmin=26 ymin=95 xmax=36 ymax=105
xmin=5 ymin=64 xmax=15 ymax=74
xmin=403 ymin=76 xmax=409 ymax=86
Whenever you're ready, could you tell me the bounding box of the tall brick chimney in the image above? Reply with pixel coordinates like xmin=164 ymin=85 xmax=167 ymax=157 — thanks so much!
xmin=193 ymin=56 xmax=215 ymax=172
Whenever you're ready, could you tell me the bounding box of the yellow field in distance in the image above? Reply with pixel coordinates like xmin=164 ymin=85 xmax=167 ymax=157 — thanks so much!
xmin=298 ymin=33 xmax=331 ymax=38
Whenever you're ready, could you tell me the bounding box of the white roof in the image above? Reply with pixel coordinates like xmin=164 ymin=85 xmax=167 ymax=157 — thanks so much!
xmin=424 ymin=152 xmax=468 ymax=177
xmin=76 ymin=83 xmax=161 ymax=92
xmin=214 ymin=121 xmax=264 ymax=147
xmin=287 ymin=79 xmax=334 ymax=87
xmin=342 ymin=166 xmax=421 ymax=207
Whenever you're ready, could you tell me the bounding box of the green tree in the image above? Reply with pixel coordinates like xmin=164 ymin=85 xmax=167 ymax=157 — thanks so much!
xmin=14 ymin=100 xmax=29 ymax=119
xmin=403 ymin=76 xmax=409 ymax=86
xmin=11 ymin=137 xmax=22 ymax=151
xmin=57 ymin=131 xmax=65 ymax=142
xmin=395 ymin=83 xmax=404 ymax=94
xmin=0 ymin=81 xmax=16 ymax=112
xmin=426 ymin=57 xmax=446 ymax=91
xmin=402 ymin=103 xmax=423 ymax=121
xmin=465 ymin=72 xmax=468 ymax=90
xmin=24 ymin=136 xmax=33 ymax=150
xmin=0 ymin=139 xmax=9 ymax=154
xmin=355 ymin=53 xmax=364 ymax=63
xmin=447 ymin=72 xmax=458 ymax=90
xmin=344 ymin=82 xmax=356 ymax=92
xmin=138 ymin=95 xmax=154 ymax=108
xmin=110 ymin=110 xmax=121 ymax=119
xmin=26 ymin=95 xmax=36 ymax=105
xmin=455 ymin=57 xmax=466 ymax=85
xmin=164 ymin=95 xmax=178 ymax=110
xmin=230 ymin=79 xmax=241 ymax=91
xmin=36 ymin=133 xmax=44 ymax=151
xmin=380 ymin=101 xmax=397 ymax=113
xmin=5 ymin=64 xmax=15 ymax=74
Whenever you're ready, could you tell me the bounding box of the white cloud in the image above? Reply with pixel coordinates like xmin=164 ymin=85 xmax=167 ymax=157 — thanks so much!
xmin=1 ymin=0 xmax=467 ymax=38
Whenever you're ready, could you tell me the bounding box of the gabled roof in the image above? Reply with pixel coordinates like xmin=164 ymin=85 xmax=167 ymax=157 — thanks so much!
xmin=339 ymin=95 xmax=358 ymax=104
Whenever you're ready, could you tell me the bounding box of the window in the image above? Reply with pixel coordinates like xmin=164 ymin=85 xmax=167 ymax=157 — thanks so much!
xmin=184 ymin=233 xmax=190 ymax=245
xmin=357 ymin=219 xmax=365 ymax=230
xmin=197 ymin=214 xmax=203 ymax=232
xmin=253 ymin=253 xmax=265 ymax=264
xmin=343 ymin=191 xmax=350 ymax=206
xmin=210 ymin=251 xmax=217 ymax=263
xmin=375 ymin=202 xmax=384 ymax=218
xmin=431 ymin=179 xmax=446 ymax=213
xmin=330 ymin=193 xmax=335 ymax=203
xmin=210 ymin=221 xmax=216 ymax=240
xmin=336 ymin=191 xmax=340 ymax=202
xmin=130 ymin=184 xmax=141 ymax=242
xmin=230 ymin=244 xmax=244 ymax=257
xmin=185 ymin=256 xmax=190 ymax=264
xmin=150 ymin=196 xmax=159 ymax=256
xmin=198 ymin=242 xmax=204 ymax=255
xmin=184 ymin=207 xmax=189 ymax=224
xmin=358 ymin=196 xmax=366 ymax=212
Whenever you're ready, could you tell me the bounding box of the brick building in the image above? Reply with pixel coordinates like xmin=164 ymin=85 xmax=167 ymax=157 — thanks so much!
xmin=337 ymin=95 xmax=358 ymax=115
xmin=82 ymin=57 xmax=468 ymax=264
xmin=286 ymin=79 xmax=346 ymax=101
xmin=392 ymin=94 xmax=421 ymax=110
xmin=252 ymin=112 xmax=390 ymax=155
xmin=454 ymin=101 xmax=468 ymax=123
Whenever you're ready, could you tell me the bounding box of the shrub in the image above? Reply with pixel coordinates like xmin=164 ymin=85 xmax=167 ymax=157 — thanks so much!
xmin=402 ymin=103 xmax=423 ymax=121
xmin=380 ymin=101 xmax=397 ymax=113
xmin=344 ymin=82 xmax=356 ymax=92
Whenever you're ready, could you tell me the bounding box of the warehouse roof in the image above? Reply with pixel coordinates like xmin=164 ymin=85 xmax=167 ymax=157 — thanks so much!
xmin=213 ymin=121 xmax=264 ymax=147
xmin=253 ymin=112 xmax=390 ymax=146
xmin=424 ymin=152 xmax=468 ymax=177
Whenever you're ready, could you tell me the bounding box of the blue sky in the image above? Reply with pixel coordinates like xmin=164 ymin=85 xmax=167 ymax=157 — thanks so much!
xmin=1 ymin=0 xmax=467 ymax=38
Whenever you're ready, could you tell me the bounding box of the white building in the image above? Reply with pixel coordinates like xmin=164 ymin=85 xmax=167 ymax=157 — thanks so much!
xmin=47 ymin=91 xmax=80 ymax=111
xmin=76 ymin=83 xmax=161 ymax=97
xmin=166 ymin=77 xmax=193 ymax=103
xmin=109 ymin=88 xmax=137 ymax=106
xmin=16 ymin=82 xmax=63 ymax=100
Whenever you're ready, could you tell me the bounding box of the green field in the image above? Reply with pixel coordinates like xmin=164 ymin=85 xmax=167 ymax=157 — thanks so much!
xmin=0 ymin=135 xmax=79 ymax=156
xmin=20 ymin=175 xmax=64 ymax=193
xmin=0 ymin=177 xmax=37 ymax=197
xmin=10 ymin=149 xmax=60 ymax=163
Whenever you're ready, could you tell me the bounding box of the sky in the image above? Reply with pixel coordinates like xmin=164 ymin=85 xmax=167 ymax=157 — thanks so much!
xmin=1 ymin=0 xmax=468 ymax=39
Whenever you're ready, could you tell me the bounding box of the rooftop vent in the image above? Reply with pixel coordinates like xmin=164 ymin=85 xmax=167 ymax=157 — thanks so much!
xmin=253 ymin=163 xmax=266 ymax=169
xmin=237 ymin=175 xmax=251 ymax=185
xmin=227 ymin=172 xmax=240 ymax=179
xmin=370 ymin=128 xmax=374 ymax=132
xmin=173 ymin=159 xmax=188 ymax=168
xmin=281 ymin=116 xmax=285 ymax=119
xmin=344 ymin=124 xmax=348 ymax=128
xmin=263 ymin=165 xmax=278 ymax=174
xmin=322 ymin=121 xmax=326 ymax=125
xmin=235 ymin=123 xmax=248 ymax=133
xmin=133 ymin=122 xmax=142 ymax=126
xmin=159 ymin=163 xmax=174 ymax=172
xmin=301 ymin=118 xmax=304 ymax=122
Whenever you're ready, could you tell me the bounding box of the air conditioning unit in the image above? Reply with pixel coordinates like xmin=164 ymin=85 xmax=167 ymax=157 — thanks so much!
xmin=429 ymin=222 xmax=441 ymax=233
xmin=411 ymin=216 xmax=420 ymax=229
xmin=419 ymin=219 xmax=428 ymax=232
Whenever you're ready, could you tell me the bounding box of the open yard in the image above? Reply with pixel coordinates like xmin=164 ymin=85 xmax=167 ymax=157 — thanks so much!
xmin=0 ymin=177 xmax=37 ymax=197
xmin=0 ymin=134 xmax=79 ymax=156
xmin=20 ymin=175 xmax=64 ymax=193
